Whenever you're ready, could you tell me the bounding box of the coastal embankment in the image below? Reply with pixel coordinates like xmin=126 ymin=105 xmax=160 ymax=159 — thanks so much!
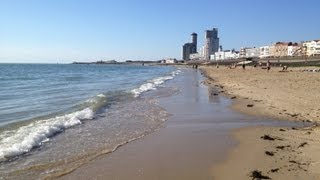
xmin=201 ymin=65 xmax=320 ymax=179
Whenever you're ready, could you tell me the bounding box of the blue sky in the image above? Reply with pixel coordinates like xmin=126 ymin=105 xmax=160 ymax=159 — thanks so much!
xmin=0 ymin=0 xmax=319 ymax=63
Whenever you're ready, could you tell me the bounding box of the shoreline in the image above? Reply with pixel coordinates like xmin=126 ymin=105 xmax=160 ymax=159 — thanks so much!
xmin=201 ymin=65 xmax=320 ymax=179
xmin=60 ymin=68 xmax=296 ymax=180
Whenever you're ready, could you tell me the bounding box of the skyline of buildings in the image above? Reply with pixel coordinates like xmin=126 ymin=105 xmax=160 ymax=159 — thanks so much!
xmin=182 ymin=33 xmax=197 ymax=61
xmin=182 ymin=28 xmax=320 ymax=62
xmin=182 ymin=28 xmax=220 ymax=61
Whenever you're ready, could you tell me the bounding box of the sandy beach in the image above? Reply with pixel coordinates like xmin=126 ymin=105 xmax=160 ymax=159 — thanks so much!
xmin=201 ymin=65 xmax=320 ymax=179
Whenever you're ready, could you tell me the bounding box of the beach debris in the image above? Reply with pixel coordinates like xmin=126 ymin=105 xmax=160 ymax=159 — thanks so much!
xmin=231 ymin=96 xmax=237 ymax=99
xmin=270 ymin=168 xmax=280 ymax=173
xmin=302 ymin=69 xmax=320 ymax=73
xmin=276 ymin=145 xmax=290 ymax=150
xmin=247 ymin=104 xmax=254 ymax=108
xmin=286 ymin=113 xmax=300 ymax=118
xmin=260 ymin=134 xmax=283 ymax=141
xmin=254 ymin=100 xmax=263 ymax=102
xmin=261 ymin=135 xmax=275 ymax=141
xmin=260 ymin=135 xmax=275 ymax=141
xmin=288 ymin=160 xmax=307 ymax=166
xmin=250 ymin=170 xmax=271 ymax=180
xmin=279 ymin=129 xmax=286 ymax=132
xmin=265 ymin=151 xmax=275 ymax=156
xmin=213 ymin=93 xmax=219 ymax=96
xmin=298 ymin=142 xmax=308 ymax=148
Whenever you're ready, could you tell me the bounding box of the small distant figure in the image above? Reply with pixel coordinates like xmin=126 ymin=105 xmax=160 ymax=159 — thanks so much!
xmin=282 ymin=65 xmax=288 ymax=71
xmin=216 ymin=63 xmax=219 ymax=69
xmin=142 ymin=63 xmax=144 ymax=66
xmin=195 ymin=64 xmax=198 ymax=69
xmin=267 ymin=60 xmax=271 ymax=72
xmin=242 ymin=63 xmax=246 ymax=70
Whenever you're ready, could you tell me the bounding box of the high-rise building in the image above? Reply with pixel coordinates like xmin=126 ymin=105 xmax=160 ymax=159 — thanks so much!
xmin=191 ymin=32 xmax=197 ymax=51
xmin=204 ymin=28 xmax=219 ymax=60
xmin=182 ymin=33 xmax=197 ymax=61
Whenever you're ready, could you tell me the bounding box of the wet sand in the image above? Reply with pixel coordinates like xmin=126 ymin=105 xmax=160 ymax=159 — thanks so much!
xmin=202 ymin=66 xmax=320 ymax=179
xmin=60 ymin=68 xmax=296 ymax=180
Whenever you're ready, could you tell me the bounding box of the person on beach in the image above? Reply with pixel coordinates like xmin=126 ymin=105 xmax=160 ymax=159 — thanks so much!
xmin=267 ymin=60 xmax=271 ymax=72
xmin=242 ymin=63 xmax=245 ymax=70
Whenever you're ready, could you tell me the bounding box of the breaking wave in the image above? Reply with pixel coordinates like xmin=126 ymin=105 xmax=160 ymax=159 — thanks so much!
xmin=0 ymin=68 xmax=181 ymax=163
xmin=0 ymin=108 xmax=94 ymax=162
xmin=131 ymin=69 xmax=181 ymax=97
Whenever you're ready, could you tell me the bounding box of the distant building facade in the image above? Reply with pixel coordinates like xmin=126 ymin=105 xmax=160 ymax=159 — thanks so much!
xmin=211 ymin=48 xmax=239 ymax=61
xmin=245 ymin=47 xmax=260 ymax=58
xmin=303 ymin=40 xmax=320 ymax=56
xmin=270 ymin=42 xmax=290 ymax=57
xmin=287 ymin=42 xmax=301 ymax=56
xmin=204 ymin=28 xmax=219 ymax=60
xmin=240 ymin=47 xmax=249 ymax=58
xmin=182 ymin=33 xmax=198 ymax=61
xmin=260 ymin=46 xmax=271 ymax=58
xmin=161 ymin=58 xmax=178 ymax=64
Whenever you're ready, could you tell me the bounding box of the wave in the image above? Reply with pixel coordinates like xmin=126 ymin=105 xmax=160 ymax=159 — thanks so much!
xmin=0 ymin=108 xmax=94 ymax=162
xmin=0 ymin=68 xmax=181 ymax=162
xmin=131 ymin=69 xmax=181 ymax=97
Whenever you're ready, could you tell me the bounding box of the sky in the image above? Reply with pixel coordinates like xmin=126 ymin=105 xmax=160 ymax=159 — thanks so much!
xmin=0 ymin=0 xmax=319 ymax=63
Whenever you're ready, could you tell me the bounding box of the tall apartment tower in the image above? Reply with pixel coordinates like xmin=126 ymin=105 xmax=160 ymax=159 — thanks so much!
xmin=204 ymin=28 xmax=219 ymax=60
xmin=182 ymin=33 xmax=198 ymax=61
xmin=191 ymin=32 xmax=197 ymax=52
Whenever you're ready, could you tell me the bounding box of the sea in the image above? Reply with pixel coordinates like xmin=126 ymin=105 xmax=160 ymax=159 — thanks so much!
xmin=0 ymin=63 xmax=180 ymax=179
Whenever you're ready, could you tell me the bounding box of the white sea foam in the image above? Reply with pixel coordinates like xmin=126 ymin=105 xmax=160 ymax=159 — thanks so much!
xmin=0 ymin=108 xmax=94 ymax=162
xmin=131 ymin=70 xmax=180 ymax=97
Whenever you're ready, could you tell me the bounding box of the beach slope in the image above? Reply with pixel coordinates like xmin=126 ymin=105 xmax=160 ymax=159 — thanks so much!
xmin=201 ymin=66 xmax=320 ymax=179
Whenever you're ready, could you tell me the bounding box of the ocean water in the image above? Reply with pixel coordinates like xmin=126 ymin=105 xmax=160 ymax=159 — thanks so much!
xmin=0 ymin=63 xmax=180 ymax=179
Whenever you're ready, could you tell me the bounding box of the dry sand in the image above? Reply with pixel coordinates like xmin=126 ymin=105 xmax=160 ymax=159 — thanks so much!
xmin=201 ymin=65 xmax=320 ymax=179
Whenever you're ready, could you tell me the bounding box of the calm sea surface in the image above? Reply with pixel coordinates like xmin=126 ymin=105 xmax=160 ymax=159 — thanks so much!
xmin=0 ymin=63 xmax=180 ymax=179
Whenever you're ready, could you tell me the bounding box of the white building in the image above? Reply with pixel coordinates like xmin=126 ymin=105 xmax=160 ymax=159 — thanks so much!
xmin=211 ymin=50 xmax=240 ymax=61
xmin=260 ymin=46 xmax=271 ymax=58
xmin=190 ymin=46 xmax=206 ymax=61
xmin=245 ymin=47 xmax=260 ymax=58
xmin=161 ymin=58 xmax=178 ymax=64
xmin=240 ymin=47 xmax=249 ymax=58
xmin=287 ymin=44 xmax=301 ymax=56
xmin=190 ymin=53 xmax=202 ymax=61
xmin=303 ymin=40 xmax=320 ymax=56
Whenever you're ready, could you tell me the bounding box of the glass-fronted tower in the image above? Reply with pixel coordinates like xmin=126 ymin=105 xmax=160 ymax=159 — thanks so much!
xmin=204 ymin=28 xmax=219 ymax=60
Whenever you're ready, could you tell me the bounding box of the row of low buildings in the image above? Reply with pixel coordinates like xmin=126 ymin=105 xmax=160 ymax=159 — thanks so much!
xmin=181 ymin=29 xmax=320 ymax=61
xmin=240 ymin=40 xmax=320 ymax=60
xmin=212 ymin=40 xmax=320 ymax=61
